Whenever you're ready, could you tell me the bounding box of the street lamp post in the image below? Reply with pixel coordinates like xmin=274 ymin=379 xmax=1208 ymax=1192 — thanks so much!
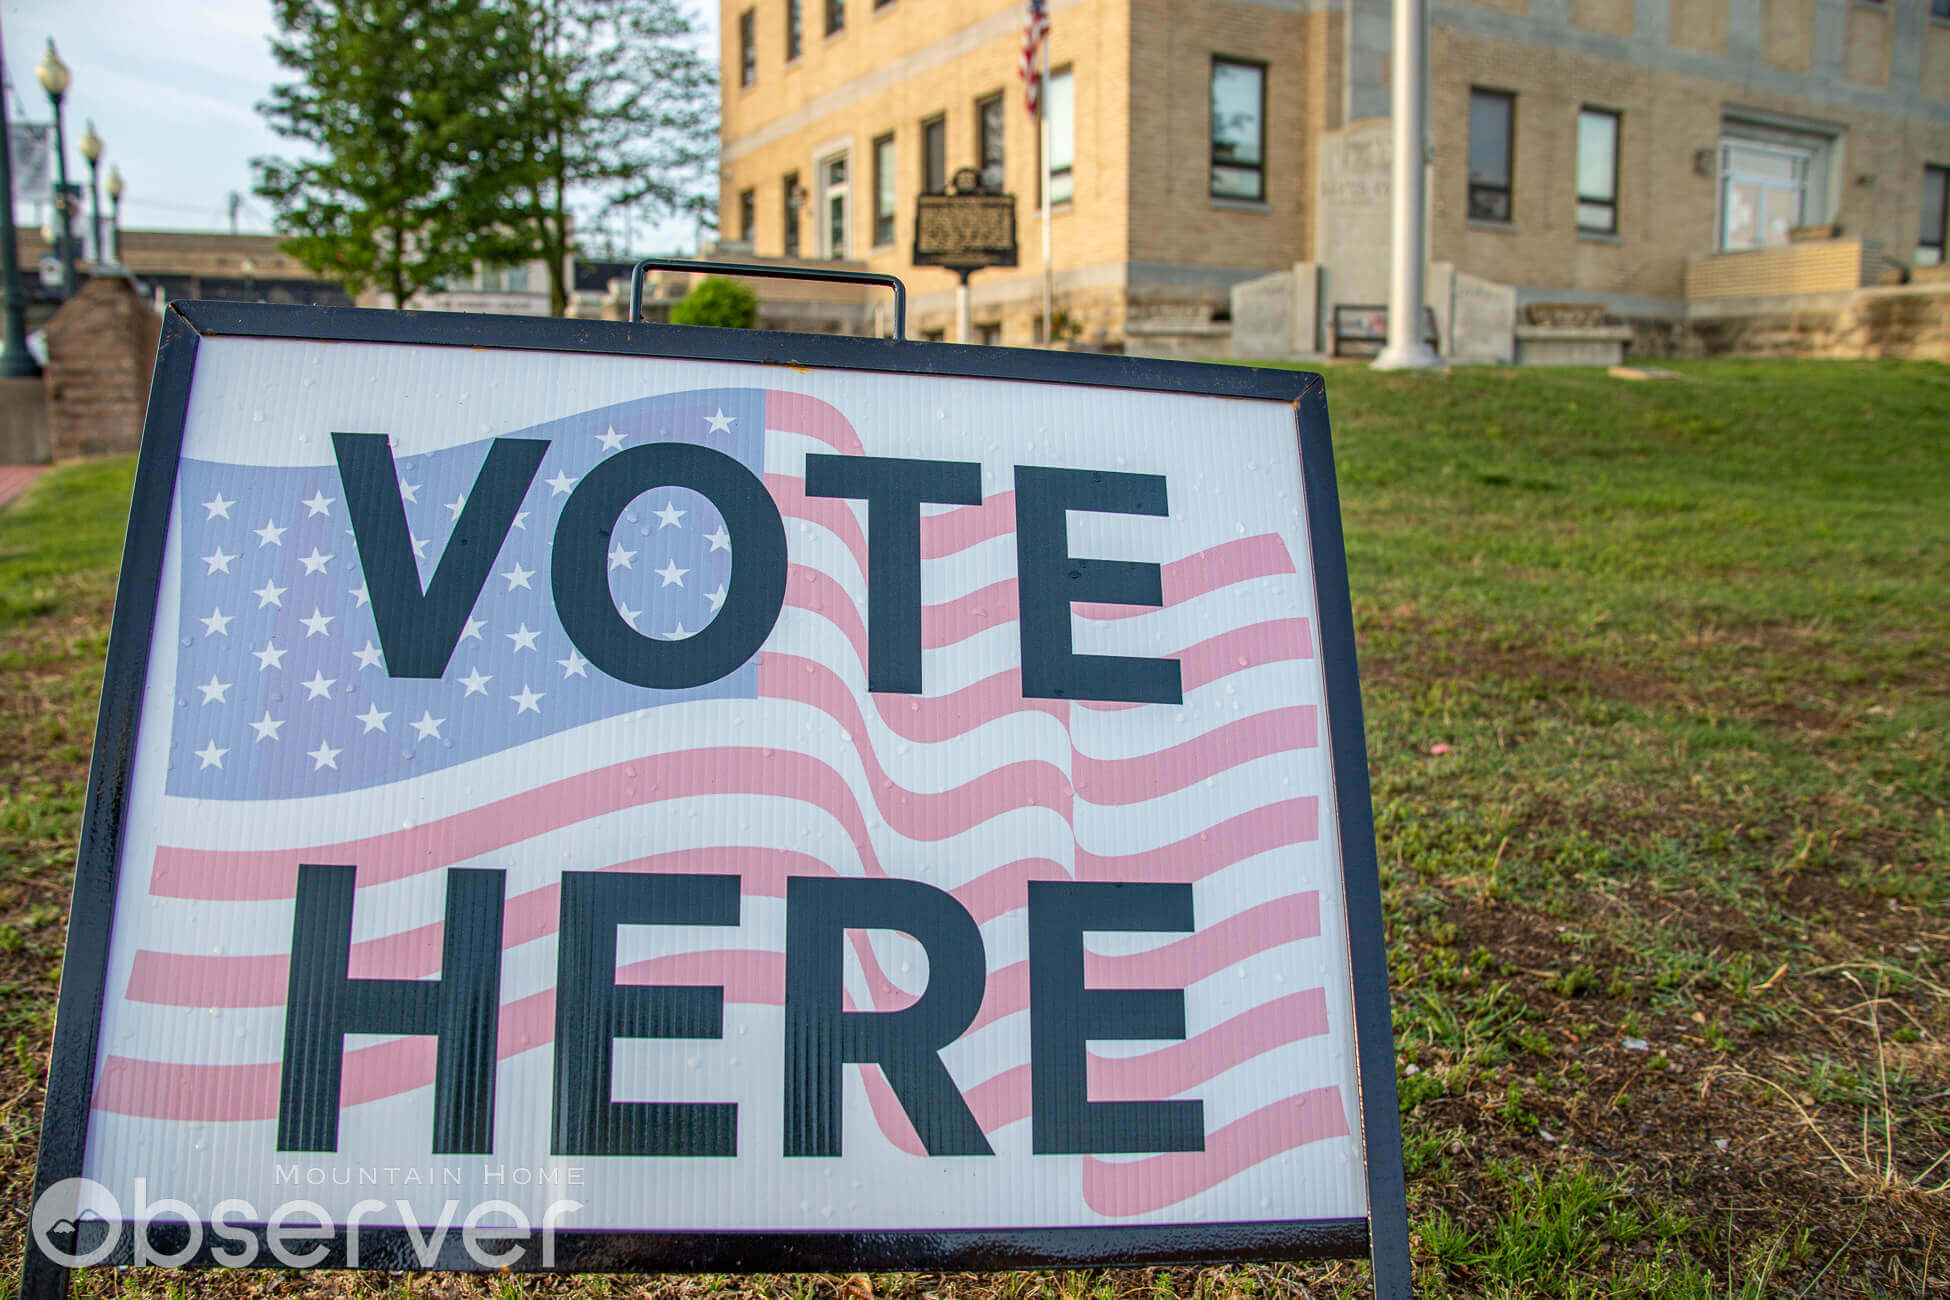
xmin=0 ymin=16 xmax=43 ymax=377
xmin=36 ymin=39 xmax=77 ymax=298
xmin=80 ymin=120 xmax=103 ymax=266
xmin=106 ymin=166 xmax=124 ymax=266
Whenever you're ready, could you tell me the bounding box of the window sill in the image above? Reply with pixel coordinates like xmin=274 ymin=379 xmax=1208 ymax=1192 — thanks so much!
xmin=1210 ymin=196 xmax=1271 ymax=213
xmin=871 ymin=241 xmax=896 ymax=253
xmin=1034 ymin=202 xmax=1077 ymax=218
xmin=824 ymin=28 xmax=846 ymax=43
xmin=785 ymin=56 xmax=803 ymax=71
xmin=739 ymin=81 xmax=757 ymax=95
xmin=872 ymin=0 xmax=897 ymax=17
xmin=1468 ymin=218 xmax=1518 ymax=233
xmin=1577 ymin=229 xmax=1623 ymax=244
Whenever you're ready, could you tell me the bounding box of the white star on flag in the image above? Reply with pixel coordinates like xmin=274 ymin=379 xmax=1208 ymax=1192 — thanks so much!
xmin=656 ymin=559 xmax=688 ymax=587
xmin=545 ymin=470 xmax=578 ymax=495
xmin=302 ymin=670 xmax=336 ymax=700
xmin=253 ymin=519 xmax=285 ymax=547
xmin=300 ymin=548 xmax=333 ymax=575
xmin=350 ymin=583 xmax=370 ymax=606
xmin=300 ymin=608 xmax=335 ymax=637
xmin=353 ymin=642 xmax=384 ymax=670
xmin=706 ymin=526 xmax=730 ymax=552
xmin=608 ymin=543 xmax=635 ymax=570
xmin=459 ymin=667 xmax=493 ymax=697
xmin=446 ymin=493 xmax=468 ymax=520
xmin=308 ymin=740 xmax=342 ymax=770
xmin=411 ymin=711 xmax=445 ymax=741
xmin=510 ymin=685 xmax=544 ymax=715
xmin=558 ymin=649 xmax=589 ymax=678
xmin=460 ymin=617 xmax=486 ymax=641
xmin=253 ymin=580 xmax=285 ymax=609
xmin=507 ymin=624 xmax=539 ymax=652
xmin=197 ymin=674 xmax=230 ymax=705
xmin=597 ymin=426 xmax=626 ymax=452
xmin=303 ymin=490 xmax=334 ymax=517
xmin=502 ymin=562 xmax=535 ymax=590
xmin=203 ymin=492 xmax=234 ymax=520
xmin=705 ymin=585 xmax=727 ymax=611
xmin=202 ymin=547 xmax=236 ymax=575
xmin=201 ymin=608 xmax=233 ymax=637
xmin=705 ymin=409 xmax=735 ymax=433
xmin=195 ymin=740 xmax=228 ymax=770
xmin=618 ymin=602 xmax=642 ymax=630
xmin=254 ymin=641 xmax=286 ymax=671
xmin=654 ymin=501 xmax=686 ymax=528
xmin=357 ymin=704 xmax=391 ymax=734
xmin=398 ymin=477 xmax=420 ymax=503
xmin=249 ymin=712 xmax=283 ymax=742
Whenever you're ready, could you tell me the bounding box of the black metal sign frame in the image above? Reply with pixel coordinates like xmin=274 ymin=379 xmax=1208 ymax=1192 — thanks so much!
xmin=23 ymin=298 xmax=1410 ymax=1298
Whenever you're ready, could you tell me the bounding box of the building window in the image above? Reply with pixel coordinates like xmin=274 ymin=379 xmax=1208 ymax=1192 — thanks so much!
xmin=1922 ymin=164 xmax=1949 ymax=266
xmin=977 ymin=93 xmax=1006 ymax=192
xmin=1043 ymin=68 xmax=1075 ymax=206
xmin=783 ymin=171 xmax=802 ymax=256
xmin=823 ymin=153 xmax=849 ymax=259
xmin=1210 ymin=58 xmax=1266 ymax=201
xmin=1718 ymin=140 xmax=1810 ymax=250
xmin=505 ymin=265 xmax=527 ymax=293
xmin=826 ymin=0 xmax=843 ymax=37
xmin=873 ymin=133 xmax=897 ymax=246
xmin=1576 ymin=107 xmax=1620 ymax=234
xmin=1467 ymin=88 xmax=1515 ymax=223
xmin=786 ymin=0 xmax=803 ymax=60
xmin=739 ymin=9 xmax=756 ymax=86
xmin=922 ymin=114 xmax=947 ymax=194
xmin=739 ymin=187 xmax=756 ymax=242
xmin=1936 ymin=0 xmax=1950 ymax=19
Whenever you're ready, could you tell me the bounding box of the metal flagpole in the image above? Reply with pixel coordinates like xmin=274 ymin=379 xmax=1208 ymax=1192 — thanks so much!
xmin=1040 ymin=36 xmax=1052 ymax=346
xmin=1372 ymin=0 xmax=1440 ymax=370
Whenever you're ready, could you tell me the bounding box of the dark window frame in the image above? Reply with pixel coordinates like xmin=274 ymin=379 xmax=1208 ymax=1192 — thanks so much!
xmin=976 ymin=91 xmax=1006 ymax=193
xmin=922 ymin=113 xmax=948 ymax=195
xmin=1576 ymin=106 xmax=1621 ymax=235
xmin=1923 ymin=164 xmax=1949 ymax=264
xmin=783 ymin=170 xmax=802 ymax=257
xmin=786 ymin=0 xmax=803 ymax=61
xmin=1468 ymin=87 xmax=1516 ymax=224
xmin=873 ymin=132 xmax=897 ymax=247
xmin=738 ymin=9 xmax=757 ymax=87
xmin=739 ymin=187 xmax=756 ymax=242
xmin=1935 ymin=0 xmax=1950 ymax=21
xmin=825 ymin=0 xmax=844 ymax=37
xmin=1209 ymin=55 xmax=1268 ymax=202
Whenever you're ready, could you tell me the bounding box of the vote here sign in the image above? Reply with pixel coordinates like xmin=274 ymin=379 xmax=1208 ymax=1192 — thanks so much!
xmin=26 ymin=302 xmax=1406 ymax=1291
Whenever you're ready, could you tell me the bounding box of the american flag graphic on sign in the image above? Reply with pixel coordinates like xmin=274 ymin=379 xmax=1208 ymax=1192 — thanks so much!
xmin=79 ymin=339 xmax=1366 ymax=1237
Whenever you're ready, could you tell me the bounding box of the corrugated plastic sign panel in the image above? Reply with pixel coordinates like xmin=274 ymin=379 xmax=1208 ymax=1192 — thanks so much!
xmin=27 ymin=306 xmax=1404 ymax=1289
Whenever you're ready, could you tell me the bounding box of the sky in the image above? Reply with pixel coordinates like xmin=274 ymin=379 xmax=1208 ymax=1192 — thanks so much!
xmin=2 ymin=0 xmax=718 ymax=248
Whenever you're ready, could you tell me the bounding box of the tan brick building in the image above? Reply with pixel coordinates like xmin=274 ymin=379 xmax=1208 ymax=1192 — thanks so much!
xmin=716 ymin=0 xmax=1950 ymax=349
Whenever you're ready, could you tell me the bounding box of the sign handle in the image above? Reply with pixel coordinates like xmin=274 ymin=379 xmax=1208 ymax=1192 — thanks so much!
xmin=628 ymin=257 xmax=908 ymax=341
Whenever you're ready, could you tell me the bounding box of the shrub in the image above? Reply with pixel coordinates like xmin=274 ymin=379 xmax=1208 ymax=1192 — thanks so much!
xmin=669 ymin=276 xmax=758 ymax=329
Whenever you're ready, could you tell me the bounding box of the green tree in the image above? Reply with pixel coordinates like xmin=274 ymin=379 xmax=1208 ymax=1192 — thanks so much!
xmin=668 ymin=276 xmax=758 ymax=329
xmin=253 ymin=0 xmax=528 ymax=306
xmin=504 ymin=0 xmax=717 ymax=315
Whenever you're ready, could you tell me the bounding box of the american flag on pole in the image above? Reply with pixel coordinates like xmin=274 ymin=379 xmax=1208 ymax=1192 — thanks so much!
xmin=83 ymin=352 xmax=1364 ymax=1231
xmin=1019 ymin=0 xmax=1049 ymax=116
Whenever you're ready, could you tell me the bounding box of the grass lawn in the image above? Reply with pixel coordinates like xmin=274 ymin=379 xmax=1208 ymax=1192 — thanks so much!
xmin=0 ymin=358 xmax=1944 ymax=1298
